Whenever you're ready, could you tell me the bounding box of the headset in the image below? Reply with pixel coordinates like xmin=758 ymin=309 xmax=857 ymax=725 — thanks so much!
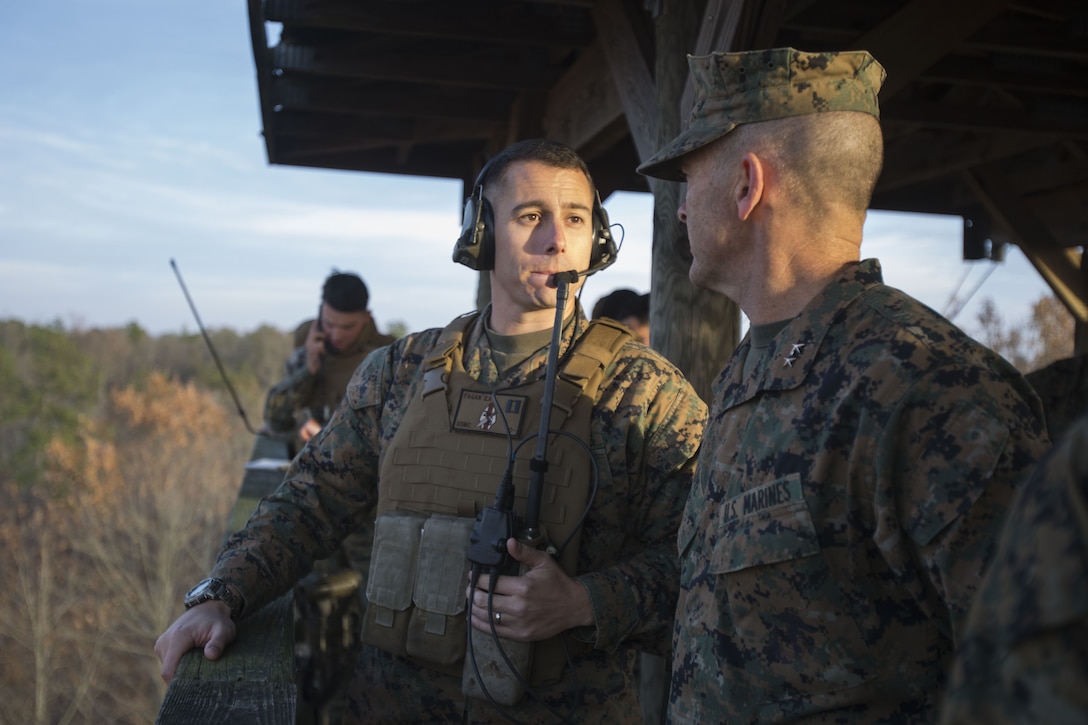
xmin=452 ymin=161 xmax=619 ymax=275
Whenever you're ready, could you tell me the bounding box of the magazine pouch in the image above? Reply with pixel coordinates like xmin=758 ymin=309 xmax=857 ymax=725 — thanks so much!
xmin=361 ymin=511 xmax=427 ymax=656
xmin=405 ymin=514 xmax=475 ymax=666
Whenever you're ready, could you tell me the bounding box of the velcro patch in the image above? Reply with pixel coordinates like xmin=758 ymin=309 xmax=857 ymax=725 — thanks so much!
xmin=453 ymin=389 xmax=529 ymax=438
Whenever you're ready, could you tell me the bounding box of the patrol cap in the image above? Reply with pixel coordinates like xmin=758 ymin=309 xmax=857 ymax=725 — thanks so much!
xmin=638 ymin=47 xmax=886 ymax=181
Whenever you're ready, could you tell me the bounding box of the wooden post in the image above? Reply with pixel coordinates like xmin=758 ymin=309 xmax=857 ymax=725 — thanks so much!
xmin=1078 ymin=251 xmax=1088 ymax=356
xmin=650 ymin=0 xmax=741 ymax=402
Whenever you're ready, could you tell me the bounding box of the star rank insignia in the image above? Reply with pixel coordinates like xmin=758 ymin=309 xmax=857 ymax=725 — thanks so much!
xmin=783 ymin=342 xmax=805 ymax=367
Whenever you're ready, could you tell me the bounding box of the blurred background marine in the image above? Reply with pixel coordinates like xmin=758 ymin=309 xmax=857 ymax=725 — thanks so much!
xmin=592 ymin=288 xmax=651 ymax=345
xmin=263 ymin=271 xmax=394 ymax=455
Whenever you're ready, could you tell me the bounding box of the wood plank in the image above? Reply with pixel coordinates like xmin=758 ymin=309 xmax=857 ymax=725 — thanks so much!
xmin=882 ymin=97 xmax=1088 ymax=137
xmin=679 ymin=0 xmax=746 ymax=118
xmin=543 ymin=43 xmax=625 ymax=151
xmin=155 ymin=596 xmax=296 ymax=725
xmin=270 ymin=45 xmax=559 ymax=91
xmin=967 ymin=163 xmax=1088 ymax=322
xmin=591 ymin=0 xmax=659 ymax=165
xmin=273 ymin=77 xmax=514 ymax=121
xmin=650 ymin=0 xmax=741 ymax=401
xmin=878 ymin=133 xmax=1048 ymax=193
xmin=852 ymin=0 xmax=1012 ymax=100
xmin=263 ymin=0 xmax=595 ymax=48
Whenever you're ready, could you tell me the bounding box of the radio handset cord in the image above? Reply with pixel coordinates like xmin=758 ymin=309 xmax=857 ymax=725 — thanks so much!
xmin=466 ymin=271 xmax=575 ymax=571
xmin=464 ymin=271 xmax=577 ymax=712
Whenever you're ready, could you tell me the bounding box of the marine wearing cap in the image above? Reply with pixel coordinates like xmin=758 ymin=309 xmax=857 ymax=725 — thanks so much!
xmin=638 ymin=47 xmax=886 ymax=181
xmin=642 ymin=45 xmax=1052 ymax=725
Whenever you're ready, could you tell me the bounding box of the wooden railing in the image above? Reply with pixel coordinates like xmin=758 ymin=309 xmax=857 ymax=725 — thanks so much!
xmin=155 ymin=434 xmax=297 ymax=725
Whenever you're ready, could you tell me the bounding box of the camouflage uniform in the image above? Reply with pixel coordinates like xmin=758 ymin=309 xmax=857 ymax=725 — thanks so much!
xmin=1025 ymin=353 xmax=1088 ymax=441
xmin=263 ymin=316 xmax=395 ymax=436
xmin=211 ymin=303 xmax=707 ymax=723
xmin=939 ymin=411 xmax=1088 ymax=724
xmin=670 ymin=260 xmax=1049 ymax=723
xmin=263 ymin=316 xmax=395 ymax=607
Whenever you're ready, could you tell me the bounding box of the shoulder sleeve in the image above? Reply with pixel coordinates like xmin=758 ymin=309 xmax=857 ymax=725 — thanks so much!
xmin=213 ymin=332 xmax=436 ymax=614
xmin=939 ymin=414 xmax=1088 ymax=723
xmin=263 ymin=346 xmax=316 ymax=433
xmin=881 ymin=362 xmax=1050 ymax=640
xmin=577 ymin=346 xmax=708 ymax=653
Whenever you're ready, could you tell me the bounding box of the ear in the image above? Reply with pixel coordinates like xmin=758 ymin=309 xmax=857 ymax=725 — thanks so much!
xmin=735 ymin=151 xmax=765 ymax=222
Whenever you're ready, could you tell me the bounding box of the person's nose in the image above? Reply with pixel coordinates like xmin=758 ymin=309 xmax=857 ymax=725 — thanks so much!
xmin=538 ymin=218 xmax=565 ymax=255
xmin=677 ymin=201 xmax=688 ymax=225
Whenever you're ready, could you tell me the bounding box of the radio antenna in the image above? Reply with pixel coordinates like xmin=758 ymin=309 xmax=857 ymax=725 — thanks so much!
xmin=170 ymin=258 xmax=261 ymax=436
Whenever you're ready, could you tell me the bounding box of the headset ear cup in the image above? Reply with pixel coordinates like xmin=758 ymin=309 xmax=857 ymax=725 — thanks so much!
xmin=477 ymin=197 xmax=495 ymax=270
xmin=588 ymin=196 xmax=618 ymax=274
xmin=454 ymin=186 xmax=492 ymax=270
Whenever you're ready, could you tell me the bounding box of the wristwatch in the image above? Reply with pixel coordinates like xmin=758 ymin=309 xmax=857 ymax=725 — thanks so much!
xmin=184 ymin=578 xmax=244 ymax=620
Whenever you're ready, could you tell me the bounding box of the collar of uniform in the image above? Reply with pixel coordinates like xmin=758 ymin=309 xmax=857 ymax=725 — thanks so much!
xmin=462 ymin=302 xmax=590 ymax=387
xmin=333 ymin=315 xmax=383 ymax=358
xmin=716 ymin=259 xmax=885 ymax=408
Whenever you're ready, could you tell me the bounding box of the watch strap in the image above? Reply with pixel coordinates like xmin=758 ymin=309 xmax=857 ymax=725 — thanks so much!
xmin=185 ymin=577 xmax=244 ymax=620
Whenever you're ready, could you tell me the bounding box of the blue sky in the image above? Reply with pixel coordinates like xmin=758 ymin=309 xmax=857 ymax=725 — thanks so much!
xmin=0 ymin=0 xmax=1052 ymax=341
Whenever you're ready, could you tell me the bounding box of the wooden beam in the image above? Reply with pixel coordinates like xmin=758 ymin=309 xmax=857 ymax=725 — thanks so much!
xmin=679 ymin=0 xmax=747 ymax=118
xmin=966 ymin=163 xmax=1088 ymax=322
xmin=591 ymin=0 xmax=659 ymax=165
xmin=650 ymin=0 xmax=741 ymax=403
xmin=247 ymin=0 xmax=277 ymax=167
xmin=852 ymin=0 xmax=1012 ymax=100
xmin=506 ymin=91 xmax=547 ymax=145
xmin=270 ymin=148 xmax=476 ymax=181
xmin=542 ymin=43 xmax=625 ymax=150
xmin=967 ymin=14 xmax=1088 ymax=62
xmin=878 ymin=133 xmax=1050 ymax=193
xmin=263 ymin=0 xmax=595 ymax=48
xmin=744 ymin=0 xmax=789 ymax=49
xmin=1078 ymin=252 xmax=1088 ymax=355
xmin=921 ymin=56 xmax=1088 ymax=97
xmin=882 ymin=97 xmax=1088 ymax=137
xmin=270 ymin=44 xmax=559 ymax=91
xmin=271 ymin=77 xmax=513 ymax=122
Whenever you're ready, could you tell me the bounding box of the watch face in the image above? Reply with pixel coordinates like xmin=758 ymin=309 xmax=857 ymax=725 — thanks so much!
xmin=183 ymin=577 xmax=239 ymax=617
xmin=186 ymin=579 xmax=213 ymax=600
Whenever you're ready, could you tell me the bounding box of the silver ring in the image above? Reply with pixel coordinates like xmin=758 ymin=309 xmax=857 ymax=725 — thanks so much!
xmin=494 ymin=611 xmax=501 ymax=623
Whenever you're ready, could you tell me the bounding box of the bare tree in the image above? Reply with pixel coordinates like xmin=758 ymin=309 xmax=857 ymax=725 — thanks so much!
xmin=974 ymin=295 xmax=1074 ymax=373
xmin=0 ymin=373 xmax=245 ymax=724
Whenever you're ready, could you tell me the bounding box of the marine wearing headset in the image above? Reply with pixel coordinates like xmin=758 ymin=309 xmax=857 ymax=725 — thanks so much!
xmin=155 ymin=138 xmax=707 ymax=723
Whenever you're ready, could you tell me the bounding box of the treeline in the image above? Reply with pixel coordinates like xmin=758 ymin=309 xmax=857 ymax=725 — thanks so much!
xmin=973 ymin=294 xmax=1075 ymax=373
xmin=0 ymin=294 xmax=1074 ymax=724
xmin=0 ymin=319 xmax=296 ymax=724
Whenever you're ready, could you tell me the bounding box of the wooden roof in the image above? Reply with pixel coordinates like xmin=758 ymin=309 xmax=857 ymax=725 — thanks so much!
xmin=246 ymin=0 xmax=1087 ymax=319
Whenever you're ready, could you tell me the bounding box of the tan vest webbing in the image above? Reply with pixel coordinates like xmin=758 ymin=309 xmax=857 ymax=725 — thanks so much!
xmin=377 ymin=314 xmax=631 ymax=572
xmin=370 ymin=314 xmax=631 ymax=679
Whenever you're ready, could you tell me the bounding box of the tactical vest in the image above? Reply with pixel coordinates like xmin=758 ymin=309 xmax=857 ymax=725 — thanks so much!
xmin=363 ymin=313 xmax=632 ymax=686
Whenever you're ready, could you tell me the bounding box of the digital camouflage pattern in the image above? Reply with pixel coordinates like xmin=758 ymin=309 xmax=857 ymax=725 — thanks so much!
xmin=638 ymin=47 xmax=886 ymax=181
xmin=939 ymin=411 xmax=1088 ymax=724
xmin=263 ymin=316 xmax=394 ymax=435
xmin=1025 ymin=353 xmax=1088 ymax=441
xmin=670 ymin=260 xmax=1050 ymax=723
xmin=263 ymin=314 xmax=395 ymax=630
xmin=212 ymin=302 xmax=707 ymax=723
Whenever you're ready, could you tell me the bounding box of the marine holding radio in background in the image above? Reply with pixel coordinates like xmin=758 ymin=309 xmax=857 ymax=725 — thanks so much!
xmin=155 ymin=138 xmax=707 ymax=723
xmin=263 ymin=271 xmax=394 ymax=455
